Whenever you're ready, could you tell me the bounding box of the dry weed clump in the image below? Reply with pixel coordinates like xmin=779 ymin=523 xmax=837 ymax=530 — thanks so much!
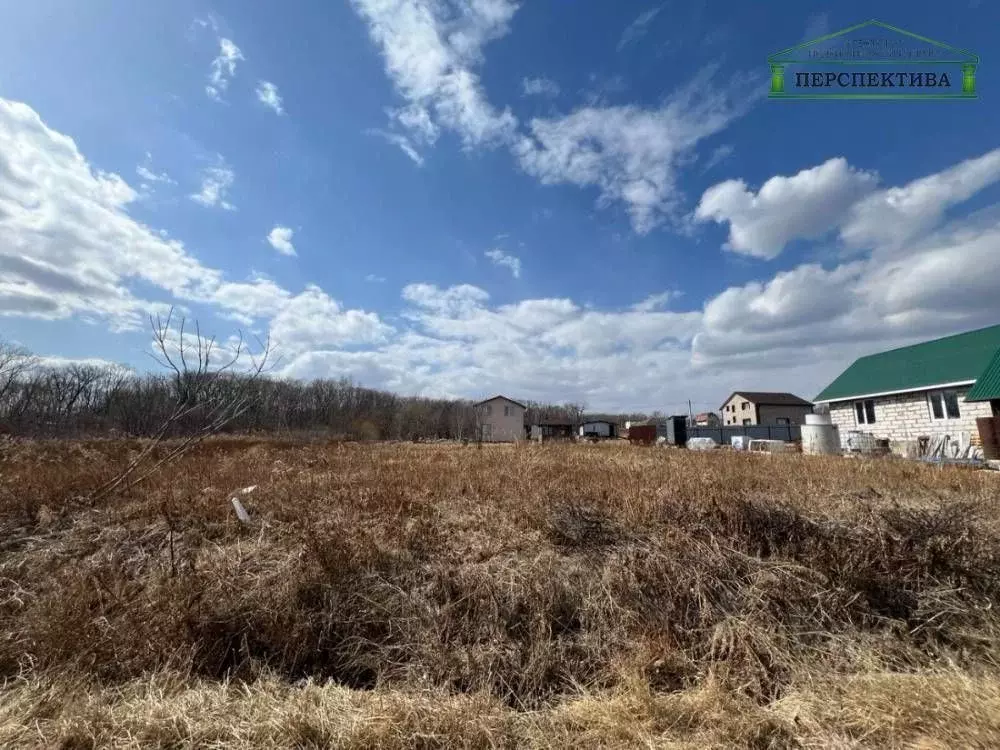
xmin=1 ymin=438 xmax=1000 ymax=747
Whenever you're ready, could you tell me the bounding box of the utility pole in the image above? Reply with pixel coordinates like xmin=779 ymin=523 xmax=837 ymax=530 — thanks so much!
xmin=688 ymin=399 xmax=694 ymax=423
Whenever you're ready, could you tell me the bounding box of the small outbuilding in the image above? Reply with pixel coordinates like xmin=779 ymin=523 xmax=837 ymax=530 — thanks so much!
xmin=579 ymin=420 xmax=618 ymax=439
xmin=531 ymin=420 xmax=577 ymax=441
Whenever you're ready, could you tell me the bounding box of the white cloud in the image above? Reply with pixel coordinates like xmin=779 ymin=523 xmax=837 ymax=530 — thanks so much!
xmin=351 ymin=3 xmax=760 ymax=233
xmin=369 ymin=129 xmax=425 ymax=165
xmin=135 ymin=153 xmax=176 ymax=187
xmin=631 ymin=291 xmax=677 ymax=312
xmin=36 ymin=355 xmax=132 ymax=371
xmin=206 ymin=38 xmax=244 ymax=100
xmin=256 ymin=81 xmax=284 ymax=114
xmin=840 ymin=149 xmax=1000 ymax=251
xmin=695 ymin=158 xmax=879 ymax=259
xmin=617 ymin=5 xmax=665 ymax=51
xmin=365 ymin=274 xmax=387 ymax=283
xmin=696 ymin=149 xmax=1000 ymax=260
xmin=516 ymin=68 xmax=761 ymax=233
xmin=270 ymin=285 xmax=393 ymax=354
xmin=190 ymin=158 xmax=235 ymax=210
xmin=522 ymin=77 xmax=560 ymax=97
xmin=350 ymin=0 xmax=519 ymax=149
xmin=267 ymin=225 xmax=296 ymax=256
xmin=0 ymin=95 xmax=389 ymax=360
xmin=484 ymin=248 xmax=521 ymax=278
xmin=191 ymin=15 xmax=220 ymax=35
xmin=11 ymin=93 xmax=1000 ymax=412
xmin=702 ymin=144 xmax=734 ymax=173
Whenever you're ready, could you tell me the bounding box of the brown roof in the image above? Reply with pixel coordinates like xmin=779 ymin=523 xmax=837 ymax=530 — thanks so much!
xmin=475 ymin=395 xmax=527 ymax=409
xmin=720 ymin=391 xmax=813 ymax=409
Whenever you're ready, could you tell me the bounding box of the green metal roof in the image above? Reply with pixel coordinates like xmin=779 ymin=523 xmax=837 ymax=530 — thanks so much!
xmin=815 ymin=324 xmax=1000 ymax=403
xmin=967 ymin=348 xmax=1000 ymax=402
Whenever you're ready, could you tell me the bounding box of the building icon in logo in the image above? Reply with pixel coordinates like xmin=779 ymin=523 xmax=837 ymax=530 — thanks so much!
xmin=769 ymin=20 xmax=978 ymax=100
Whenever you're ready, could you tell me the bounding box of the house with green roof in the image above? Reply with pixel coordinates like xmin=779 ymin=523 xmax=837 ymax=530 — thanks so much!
xmin=814 ymin=324 xmax=1000 ymax=444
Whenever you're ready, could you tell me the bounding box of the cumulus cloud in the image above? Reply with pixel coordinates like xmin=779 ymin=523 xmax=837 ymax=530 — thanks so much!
xmin=522 ymin=77 xmax=560 ymax=97
xmin=695 ymin=158 xmax=879 ymax=259
xmin=256 ymin=81 xmax=284 ymax=114
xmin=696 ymin=149 xmax=1000 ymax=260
xmin=190 ymin=158 xmax=236 ymax=210
xmin=206 ymin=38 xmax=244 ymax=100
xmin=270 ymin=285 xmax=394 ymax=353
xmin=0 ymin=95 xmax=388 ymax=358
xmin=10 ymin=93 xmax=1000 ymax=411
xmin=484 ymin=248 xmax=521 ymax=278
xmin=617 ymin=5 xmax=665 ymax=51
xmin=841 ymin=149 xmax=1000 ymax=251
xmin=693 ymin=208 xmax=1000 ymax=380
xmin=267 ymin=225 xmax=296 ymax=256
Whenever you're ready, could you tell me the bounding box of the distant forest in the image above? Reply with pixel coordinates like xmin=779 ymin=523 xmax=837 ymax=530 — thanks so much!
xmin=0 ymin=336 xmax=651 ymax=441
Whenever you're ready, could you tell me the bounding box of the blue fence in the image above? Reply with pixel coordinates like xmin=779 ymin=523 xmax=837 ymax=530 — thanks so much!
xmin=686 ymin=425 xmax=801 ymax=444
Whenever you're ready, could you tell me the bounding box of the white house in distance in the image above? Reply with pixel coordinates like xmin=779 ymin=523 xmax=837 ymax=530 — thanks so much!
xmin=814 ymin=324 xmax=1000 ymax=446
xmin=475 ymin=395 xmax=526 ymax=442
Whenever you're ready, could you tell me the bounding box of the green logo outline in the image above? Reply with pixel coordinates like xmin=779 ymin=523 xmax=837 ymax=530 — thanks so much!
xmin=768 ymin=19 xmax=979 ymax=101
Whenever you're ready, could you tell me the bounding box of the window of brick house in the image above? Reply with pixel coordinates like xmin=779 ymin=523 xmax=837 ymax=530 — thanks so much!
xmin=855 ymin=399 xmax=876 ymax=425
xmin=504 ymin=405 xmax=510 ymax=417
xmin=928 ymin=390 xmax=961 ymax=420
xmin=486 ymin=404 xmax=492 ymax=415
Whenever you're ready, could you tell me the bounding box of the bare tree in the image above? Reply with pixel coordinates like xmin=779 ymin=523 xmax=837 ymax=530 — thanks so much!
xmin=90 ymin=309 xmax=274 ymax=501
xmin=0 ymin=340 xmax=36 ymax=404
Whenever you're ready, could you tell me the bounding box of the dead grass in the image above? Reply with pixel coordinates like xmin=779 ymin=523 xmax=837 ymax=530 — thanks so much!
xmin=1 ymin=438 xmax=999 ymax=747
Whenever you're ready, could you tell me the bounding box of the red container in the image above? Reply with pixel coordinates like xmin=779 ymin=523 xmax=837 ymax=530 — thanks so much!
xmin=627 ymin=425 xmax=657 ymax=445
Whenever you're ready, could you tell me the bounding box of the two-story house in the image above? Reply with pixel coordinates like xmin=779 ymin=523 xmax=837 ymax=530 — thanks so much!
xmin=475 ymin=395 xmax=526 ymax=442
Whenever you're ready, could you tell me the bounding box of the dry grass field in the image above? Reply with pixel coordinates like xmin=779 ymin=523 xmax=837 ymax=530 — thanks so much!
xmin=1 ymin=437 xmax=1000 ymax=748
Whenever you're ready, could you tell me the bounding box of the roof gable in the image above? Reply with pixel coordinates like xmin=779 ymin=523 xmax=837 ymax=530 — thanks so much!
xmin=815 ymin=324 xmax=1000 ymax=403
xmin=721 ymin=392 xmax=813 ymax=409
xmin=967 ymin=348 xmax=1000 ymax=402
xmin=475 ymin=395 xmax=526 ymax=409
xmin=768 ymin=20 xmax=978 ymax=64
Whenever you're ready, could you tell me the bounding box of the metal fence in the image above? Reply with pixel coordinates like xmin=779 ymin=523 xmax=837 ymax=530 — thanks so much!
xmin=686 ymin=425 xmax=801 ymax=444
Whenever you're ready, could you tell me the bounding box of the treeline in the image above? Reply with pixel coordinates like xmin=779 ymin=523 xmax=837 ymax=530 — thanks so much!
xmin=0 ymin=342 xmax=647 ymax=440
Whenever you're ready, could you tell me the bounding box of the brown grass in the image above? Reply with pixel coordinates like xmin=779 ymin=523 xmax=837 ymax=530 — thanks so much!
xmin=1 ymin=437 xmax=1000 ymax=747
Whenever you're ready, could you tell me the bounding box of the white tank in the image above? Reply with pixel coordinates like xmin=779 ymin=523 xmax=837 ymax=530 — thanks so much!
xmin=802 ymin=423 xmax=841 ymax=455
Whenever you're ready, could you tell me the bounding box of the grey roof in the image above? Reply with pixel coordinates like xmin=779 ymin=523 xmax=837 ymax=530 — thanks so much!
xmin=475 ymin=395 xmax=527 ymax=409
xmin=721 ymin=391 xmax=814 ymax=409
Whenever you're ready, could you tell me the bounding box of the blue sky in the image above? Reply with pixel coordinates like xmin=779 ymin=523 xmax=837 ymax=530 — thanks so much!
xmin=1 ymin=0 xmax=999 ymax=412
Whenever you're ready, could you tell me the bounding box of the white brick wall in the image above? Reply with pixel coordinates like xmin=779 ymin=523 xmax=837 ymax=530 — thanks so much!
xmin=828 ymin=387 xmax=991 ymax=441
